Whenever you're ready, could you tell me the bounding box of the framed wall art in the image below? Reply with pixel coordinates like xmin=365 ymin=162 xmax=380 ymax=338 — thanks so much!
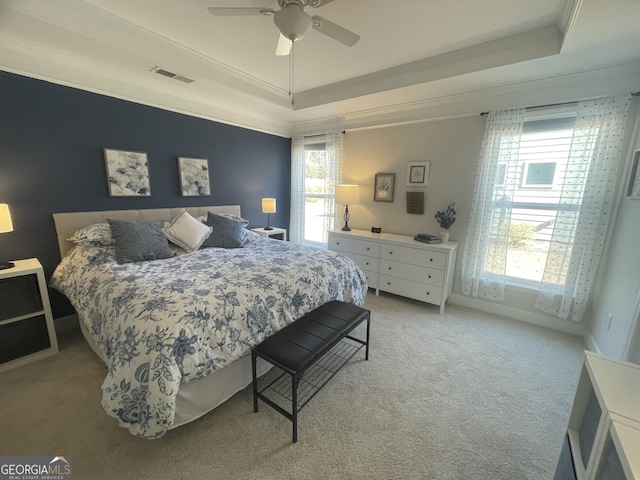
xmin=406 ymin=161 xmax=430 ymax=187
xmin=103 ymin=148 xmax=150 ymax=197
xmin=374 ymin=173 xmax=395 ymax=202
xmin=178 ymin=157 xmax=210 ymax=196
xmin=627 ymin=150 xmax=640 ymax=199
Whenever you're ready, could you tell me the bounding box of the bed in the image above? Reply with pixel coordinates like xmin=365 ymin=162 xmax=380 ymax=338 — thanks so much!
xmin=50 ymin=205 xmax=368 ymax=438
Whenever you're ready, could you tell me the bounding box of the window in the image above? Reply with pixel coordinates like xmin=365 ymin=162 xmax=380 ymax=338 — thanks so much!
xmin=303 ymin=142 xmax=334 ymax=246
xmin=488 ymin=115 xmax=575 ymax=283
xmin=522 ymin=161 xmax=556 ymax=187
xmin=290 ymin=133 xmax=342 ymax=246
xmin=462 ymin=95 xmax=630 ymax=322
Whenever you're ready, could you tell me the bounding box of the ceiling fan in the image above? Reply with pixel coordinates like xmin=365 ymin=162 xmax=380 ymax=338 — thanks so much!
xmin=207 ymin=0 xmax=360 ymax=56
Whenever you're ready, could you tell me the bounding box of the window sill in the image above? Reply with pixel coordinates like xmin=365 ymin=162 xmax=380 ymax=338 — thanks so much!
xmin=504 ymin=280 xmax=540 ymax=293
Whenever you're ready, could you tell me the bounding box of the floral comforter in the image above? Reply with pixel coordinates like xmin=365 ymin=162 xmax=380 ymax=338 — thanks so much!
xmin=50 ymin=232 xmax=367 ymax=438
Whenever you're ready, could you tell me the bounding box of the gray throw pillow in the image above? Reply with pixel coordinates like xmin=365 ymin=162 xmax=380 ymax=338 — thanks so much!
xmin=108 ymin=219 xmax=173 ymax=264
xmin=200 ymin=212 xmax=246 ymax=248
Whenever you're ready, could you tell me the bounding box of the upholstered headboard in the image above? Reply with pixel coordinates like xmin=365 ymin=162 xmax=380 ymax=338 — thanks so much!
xmin=52 ymin=205 xmax=241 ymax=258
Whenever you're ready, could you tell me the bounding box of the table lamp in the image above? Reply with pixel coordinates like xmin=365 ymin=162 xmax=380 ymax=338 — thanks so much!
xmin=335 ymin=185 xmax=359 ymax=231
xmin=262 ymin=198 xmax=276 ymax=230
xmin=0 ymin=203 xmax=15 ymax=270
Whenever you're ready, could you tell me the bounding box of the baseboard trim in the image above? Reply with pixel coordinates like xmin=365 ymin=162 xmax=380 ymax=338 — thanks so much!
xmin=54 ymin=314 xmax=79 ymax=334
xmin=583 ymin=333 xmax=602 ymax=354
xmin=448 ymin=294 xmax=585 ymax=336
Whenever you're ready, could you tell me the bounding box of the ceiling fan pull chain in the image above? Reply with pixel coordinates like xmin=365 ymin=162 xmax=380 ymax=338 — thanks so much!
xmin=290 ymin=42 xmax=295 ymax=106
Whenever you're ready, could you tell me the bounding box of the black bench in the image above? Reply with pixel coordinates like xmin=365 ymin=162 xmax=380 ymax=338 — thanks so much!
xmin=251 ymin=300 xmax=370 ymax=442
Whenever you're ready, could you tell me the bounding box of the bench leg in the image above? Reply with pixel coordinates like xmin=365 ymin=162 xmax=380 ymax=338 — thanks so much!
xmin=252 ymin=350 xmax=259 ymax=413
xmin=292 ymin=373 xmax=299 ymax=443
xmin=365 ymin=314 xmax=371 ymax=361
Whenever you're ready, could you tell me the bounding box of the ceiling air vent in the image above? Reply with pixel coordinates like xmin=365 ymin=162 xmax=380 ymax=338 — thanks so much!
xmin=151 ymin=67 xmax=194 ymax=84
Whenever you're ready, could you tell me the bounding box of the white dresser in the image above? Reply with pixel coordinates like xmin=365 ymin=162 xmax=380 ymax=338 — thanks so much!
xmin=328 ymin=229 xmax=458 ymax=314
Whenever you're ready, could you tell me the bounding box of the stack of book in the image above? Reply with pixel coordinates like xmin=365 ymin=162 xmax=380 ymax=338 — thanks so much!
xmin=414 ymin=233 xmax=441 ymax=244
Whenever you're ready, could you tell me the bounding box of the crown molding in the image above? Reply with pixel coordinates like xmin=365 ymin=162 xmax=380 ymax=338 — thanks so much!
xmin=3 ymin=19 xmax=638 ymax=139
xmin=292 ymin=26 xmax=563 ymax=110
xmin=0 ymin=34 xmax=293 ymax=137
xmin=291 ymin=62 xmax=640 ymax=135
xmin=0 ymin=0 xmax=291 ymax=107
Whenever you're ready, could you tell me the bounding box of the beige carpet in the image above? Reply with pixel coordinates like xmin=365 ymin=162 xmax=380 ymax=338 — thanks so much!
xmin=0 ymin=293 xmax=585 ymax=479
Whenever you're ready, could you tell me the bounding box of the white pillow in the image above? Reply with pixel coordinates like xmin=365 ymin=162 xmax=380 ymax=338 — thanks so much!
xmin=163 ymin=209 xmax=213 ymax=252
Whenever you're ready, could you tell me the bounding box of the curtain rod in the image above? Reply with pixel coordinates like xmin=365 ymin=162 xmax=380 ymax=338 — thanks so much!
xmin=480 ymin=91 xmax=640 ymax=116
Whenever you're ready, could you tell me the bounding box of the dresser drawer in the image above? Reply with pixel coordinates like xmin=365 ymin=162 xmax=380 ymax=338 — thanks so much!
xmin=380 ymin=260 xmax=444 ymax=287
xmin=362 ymin=270 xmax=378 ymax=289
xmin=381 ymin=244 xmax=446 ymax=270
xmin=342 ymin=252 xmax=379 ymax=273
xmin=0 ymin=274 xmax=43 ymax=321
xmin=379 ymin=274 xmax=443 ymax=305
xmin=329 ymin=235 xmax=380 ymax=257
xmin=0 ymin=314 xmax=51 ymax=364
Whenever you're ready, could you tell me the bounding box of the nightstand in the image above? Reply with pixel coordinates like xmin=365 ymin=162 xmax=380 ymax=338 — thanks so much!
xmin=252 ymin=227 xmax=287 ymax=241
xmin=0 ymin=258 xmax=59 ymax=372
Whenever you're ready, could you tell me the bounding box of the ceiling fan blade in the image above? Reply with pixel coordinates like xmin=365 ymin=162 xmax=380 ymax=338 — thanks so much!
xmin=207 ymin=7 xmax=275 ymax=16
xmin=308 ymin=0 xmax=336 ymax=7
xmin=275 ymin=34 xmax=293 ymax=56
xmin=311 ymin=15 xmax=359 ymax=47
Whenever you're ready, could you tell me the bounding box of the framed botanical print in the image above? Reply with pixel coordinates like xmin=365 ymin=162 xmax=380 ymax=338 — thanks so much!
xmin=374 ymin=173 xmax=395 ymax=202
xmin=104 ymin=148 xmax=150 ymax=196
xmin=406 ymin=161 xmax=430 ymax=187
xmin=178 ymin=157 xmax=210 ymax=196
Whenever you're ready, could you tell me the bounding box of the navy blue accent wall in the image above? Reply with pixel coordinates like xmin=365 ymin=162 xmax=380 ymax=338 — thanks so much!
xmin=0 ymin=71 xmax=291 ymax=317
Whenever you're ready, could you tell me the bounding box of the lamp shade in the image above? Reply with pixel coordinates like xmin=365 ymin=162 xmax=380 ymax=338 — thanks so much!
xmin=0 ymin=204 xmax=13 ymax=233
xmin=335 ymin=185 xmax=360 ymax=205
xmin=262 ymin=198 xmax=276 ymax=214
xmin=273 ymin=5 xmax=312 ymax=41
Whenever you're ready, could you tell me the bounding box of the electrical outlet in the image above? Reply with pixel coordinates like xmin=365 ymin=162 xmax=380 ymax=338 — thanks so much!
xmin=607 ymin=314 xmax=613 ymax=330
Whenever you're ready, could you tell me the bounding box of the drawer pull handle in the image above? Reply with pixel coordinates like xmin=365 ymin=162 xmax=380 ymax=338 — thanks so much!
xmin=365 ymin=262 xmax=369 ymax=266
xmin=428 ymin=275 xmax=431 ymax=278
xmin=388 ymin=267 xmax=391 ymax=270
xmin=430 ymin=258 xmax=433 ymax=262
xmin=389 ymin=251 xmax=393 ymax=255
xmin=336 ymin=242 xmax=340 ymax=245
xmin=366 ymin=247 xmax=370 ymax=251
xmin=426 ymin=292 xmax=430 ymax=295
xmin=387 ymin=282 xmax=391 ymax=285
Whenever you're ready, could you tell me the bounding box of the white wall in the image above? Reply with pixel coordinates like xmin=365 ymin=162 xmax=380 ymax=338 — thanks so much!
xmin=342 ymin=101 xmax=640 ymax=347
xmin=342 ymin=116 xmax=484 ymax=238
xmin=585 ymin=101 xmax=640 ymax=359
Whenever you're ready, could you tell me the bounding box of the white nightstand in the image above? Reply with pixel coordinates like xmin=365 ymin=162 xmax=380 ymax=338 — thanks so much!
xmin=252 ymin=227 xmax=287 ymax=241
xmin=0 ymin=258 xmax=59 ymax=372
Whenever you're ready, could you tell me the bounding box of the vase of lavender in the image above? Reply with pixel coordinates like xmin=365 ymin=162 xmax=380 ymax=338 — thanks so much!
xmin=435 ymin=203 xmax=456 ymax=243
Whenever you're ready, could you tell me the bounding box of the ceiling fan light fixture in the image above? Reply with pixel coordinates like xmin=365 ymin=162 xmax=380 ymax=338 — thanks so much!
xmin=274 ymin=5 xmax=312 ymax=41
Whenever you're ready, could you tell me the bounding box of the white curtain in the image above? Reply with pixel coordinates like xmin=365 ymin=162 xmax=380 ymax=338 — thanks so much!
xmin=324 ymin=132 xmax=343 ymax=237
xmin=461 ymin=95 xmax=631 ymax=322
xmin=461 ymin=108 xmax=526 ymax=301
xmin=289 ymin=132 xmax=343 ymax=245
xmin=534 ymin=94 xmax=631 ymax=321
xmin=290 ymin=135 xmax=305 ymax=244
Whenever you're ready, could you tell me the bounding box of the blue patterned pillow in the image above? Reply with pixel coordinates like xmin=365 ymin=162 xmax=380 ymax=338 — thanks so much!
xmin=108 ymin=219 xmax=173 ymax=263
xmin=200 ymin=212 xmax=246 ymax=248
xmin=67 ymin=223 xmax=114 ymax=246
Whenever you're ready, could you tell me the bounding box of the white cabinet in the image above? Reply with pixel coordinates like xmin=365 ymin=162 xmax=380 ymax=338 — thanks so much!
xmin=251 ymin=227 xmax=287 ymax=241
xmin=554 ymin=351 xmax=640 ymax=480
xmin=0 ymin=258 xmax=59 ymax=372
xmin=329 ymin=230 xmax=458 ymax=314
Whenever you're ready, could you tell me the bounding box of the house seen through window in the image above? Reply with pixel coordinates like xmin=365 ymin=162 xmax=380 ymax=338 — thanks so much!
xmin=487 ymin=115 xmax=579 ymax=283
